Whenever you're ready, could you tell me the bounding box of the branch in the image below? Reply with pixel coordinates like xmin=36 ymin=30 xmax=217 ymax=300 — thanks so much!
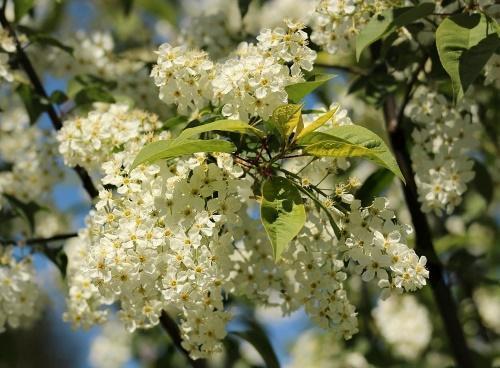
xmin=159 ymin=311 xmax=207 ymax=368
xmin=0 ymin=232 xmax=77 ymax=248
xmin=314 ymin=62 xmax=368 ymax=76
xmin=383 ymin=95 xmax=473 ymax=368
xmin=0 ymin=12 xmax=98 ymax=199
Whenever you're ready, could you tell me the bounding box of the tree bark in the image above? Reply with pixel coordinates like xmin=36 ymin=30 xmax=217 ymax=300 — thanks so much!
xmin=383 ymin=95 xmax=473 ymax=368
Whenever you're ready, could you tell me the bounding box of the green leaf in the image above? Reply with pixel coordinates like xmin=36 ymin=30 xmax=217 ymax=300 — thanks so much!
xmin=285 ymin=74 xmax=335 ymax=102
xmin=177 ymin=119 xmax=264 ymax=141
xmin=30 ymin=34 xmax=73 ymax=55
xmin=260 ymin=177 xmax=306 ymax=260
xmin=472 ymin=160 xmax=493 ymax=203
xmin=49 ymin=90 xmax=68 ymax=105
xmin=356 ymin=169 xmax=394 ymax=206
xmin=163 ymin=115 xmax=187 ymax=129
xmin=270 ymin=104 xmax=302 ymax=139
xmin=295 ymin=104 xmax=339 ymax=141
xmin=14 ymin=0 xmax=34 ymax=21
xmin=436 ymin=13 xmax=500 ymax=99
xmin=74 ymin=86 xmax=116 ymax=106
xmin=298 ymin=125 xmax=404 ymax=182
xmin=16 ymin=84 xmax=45 ymax=124
xmin=131 ymin=139 xmax=235 ymax=170
xmin=3 ymin=194 xmax=45 ymax=234
xmin=121 ymin=0 xmax=134 ymax=15
xmin=238 ymin=0 xmax=253 ymax=19
xmin=356 ymin=3 xmax=436 ymax=61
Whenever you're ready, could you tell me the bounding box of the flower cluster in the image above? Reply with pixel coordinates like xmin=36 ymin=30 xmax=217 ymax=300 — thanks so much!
xmin=151 ymin=45 xmax=215 ymax=116
xmin=484 ymin=54 xmax=500 ymax=89
xmin=373 ymin=295 xmax=433 ymax=360
xmin=0 ymin=246 xmax=43 ymax=332
xmin=0 ymin=108 xmax=62 ymax=209
xmin=57 ymin=93 xmax=429 ymax=359
xmin=89 ymin=319 xmax=132 ymax=368
xmin=57 ymin=104 xmax=162 ymax=171
xmin=288 ymin=329 xmax=373 ymax=368
xmin=406 ymin=87 xmax=479 ymax=214
xmin=0 ymin=28 xmax=15 ymax=83
xmin=38 ymin=31 xmax=166 ymax=114
xmin=339 ymin=198 xmax=428 ymax=297
xmin=310 ymin=0 xmax=402 ymax=54
xmin=65 ymin=144 xmax=250 ymax=358
xmin=474 ymin=287 xmax=500 ymax=334
xmin=182 ymin=12 xmax=239 ymax=60
xmin=152 ymin=20 xmax=316 ymax=120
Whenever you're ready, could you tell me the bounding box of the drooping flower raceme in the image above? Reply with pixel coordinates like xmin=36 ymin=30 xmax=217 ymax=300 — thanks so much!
xmin=373 ymin=295 xmax=433 ymax=360
xmin=57 ymin=104 xmax=162 ymax=172
xmin=339 ymin=198 xmax=428 ymax=297
xmin=406 ymin=87 xmax=479 ymax=214
xmin=0 ymin=246 xmax=43 ymax=332
xmin=484 ymin=53 xmax=500 ymax=89
xmin=152 ymin=21 xmax=316 ymax=120
xmin=59 ymin=100 xmax=429 ymax=359
xmin=288 ymin=329 xmax=374 ymax=368
xmin=0 ymin=108 xmax=62 ymax=210
xmin=151 ymin=45 xmax=215 ymax=116
xmin=89 ymin=319 xmax=132 ymax=368
xmin=310 ymin=0 xmax=403 ymax=54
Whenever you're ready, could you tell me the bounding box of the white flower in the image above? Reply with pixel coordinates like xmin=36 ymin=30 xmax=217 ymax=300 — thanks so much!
xmin=406 ymin=87 xmax=479 ymax=215
xmin=373 ymin=295 xmax=432 ymax=360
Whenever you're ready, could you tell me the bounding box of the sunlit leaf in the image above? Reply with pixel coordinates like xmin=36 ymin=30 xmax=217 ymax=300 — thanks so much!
xmin=285 ymin=74 xmax=335 ymax=102
xmin=436 ymin=13 xmax=500 ymax=99
xmin=177 ymin=119 xmax=264 ymax=141
xmin=260 ymin=177 xmax=306 ymax=260
xmin=131 ymin=139 xmax=235 ymax=170
xmin=298 ymin=125 xmax=404 ymax=182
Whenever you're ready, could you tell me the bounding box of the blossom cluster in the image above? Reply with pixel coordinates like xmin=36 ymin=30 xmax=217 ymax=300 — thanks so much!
xmin=89 ymin=319 xmax=132 ymax=368
xmin=373 ymin=295 xmax=433 ymax=360
xmin=0 ymin=28 xmax=17 ymax=83
xmin=0 ymin=246 xmax=43 ymax=332
xmin=288 ymin=329 xmax=373 ymax=368
xmin=339 ymin=198 xmax=429 ymax=297
xmin=484 ymin=54 xmax=500 ymax=89
xmin=310 ymin=0 xmax=402 ymax=54
xmin=57 ymin=103 xmax=162 ymax=172
xmin=406 ymin=87 xmax=479 ymax=214
xmin=39 ymin=32 xmax=167 ymax=113
xmin=57 ymin=99 xmax=429 ymax=358
xmin=152 ymin=20 xmax=316 ymax=120
xmin=65 ymin=153 xmax=247 ymax=358
xmin=0 ymin=108 xmax=62 ymax=209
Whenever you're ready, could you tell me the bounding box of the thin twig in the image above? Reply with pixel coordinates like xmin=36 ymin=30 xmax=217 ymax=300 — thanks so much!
xmin=383 ymin=95 xmax=473 ymax=368
xmin=0 ymin=12 xmax=98 ymax=199
xmin=314 ymin=63 xmax=368 ymax=76
xmin=0 ymin=232 xmax=78 ymax=246
xmin=159 ymin=311 xmax=207 ymax=368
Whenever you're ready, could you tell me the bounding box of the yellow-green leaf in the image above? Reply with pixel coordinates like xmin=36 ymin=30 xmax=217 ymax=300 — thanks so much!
xmin=177 ymin=119 xmax=264 ymax=141
xmin=131 ymin=139 xmax=235 ymax=170
xmin=271 ymin=104 xmax=303 ymax=139
xmin=298 ymin=125 xmax=404 ymax=182
xmin=436 ymin=13 xmax=500 ymax=100
xmin=285 ymin=74 xmax=335 ymax=102
xmin=260 ymin=177 xmax=306 ymax=261
xmin=294 ymin=104 xmax=339 ymax=141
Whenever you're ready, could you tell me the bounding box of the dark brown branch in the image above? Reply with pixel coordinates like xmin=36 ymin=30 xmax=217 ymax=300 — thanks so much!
xmin=0 ymin=11 xmax=98 ymax=199
xmin=0 ymin=233 xmax=78 ymax=248
xmin=314 ymin=62 xmax=368 ymax=76
xmin=159 ymin=311 xmax=207 ymax=368
xmin=383 ymin=95 xmax=473 ymax=368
